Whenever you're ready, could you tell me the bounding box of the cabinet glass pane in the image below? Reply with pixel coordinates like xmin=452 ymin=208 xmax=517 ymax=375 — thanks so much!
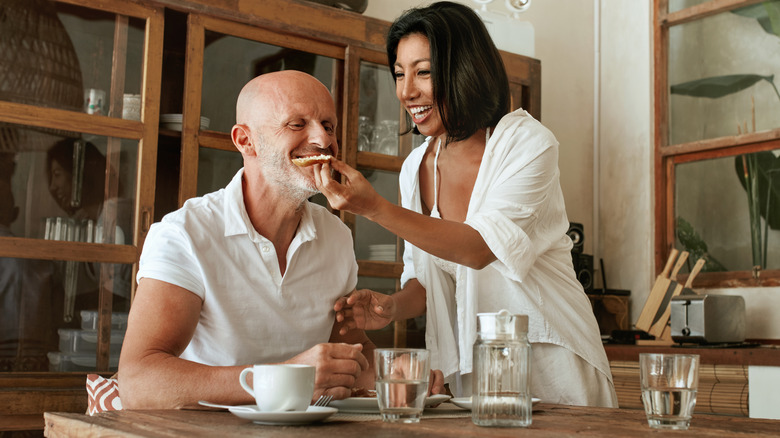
xmin=674 ymin=149 xmax=780 ymax=272
xmin=1 ymin=4 xmax=145 ymax=118
xmin=354 ymin=169 xmax=399 ymax=261
xmin=201 ymin=31 xmax=338 ymax=134
xmin=668 ymin=0 xmax=711 ymax=13
xmin=196 ymin=148 xmax=243 ymax=196
xmin=0 ymin=256 xmax=129 ymax=372
xmin=359 ymin=61 xmax=402 ymax=156
xmin=668 ymin=8 xmax=780 ymax=145
xmin=3 ymin=124 xmax=137 ymax=244
xmin=60 ymin=4 xmax=145 ymax=117
xmin=356 ymin=276 xmax=397 ymax=295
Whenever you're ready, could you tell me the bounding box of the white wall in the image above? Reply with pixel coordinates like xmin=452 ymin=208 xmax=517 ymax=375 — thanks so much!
xmin=597 ymin=1 xmax=654 ymax=327
xmin=363 ymin=0 xmax=780 ymax=339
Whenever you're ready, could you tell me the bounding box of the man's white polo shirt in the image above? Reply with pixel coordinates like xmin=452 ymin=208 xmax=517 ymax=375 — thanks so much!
xmin=137 ymin=169 xmax=358 ymax=365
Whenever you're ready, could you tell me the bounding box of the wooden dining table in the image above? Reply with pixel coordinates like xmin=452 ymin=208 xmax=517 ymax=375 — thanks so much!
xmin=44 ymin=403 xmax=780 ymax=437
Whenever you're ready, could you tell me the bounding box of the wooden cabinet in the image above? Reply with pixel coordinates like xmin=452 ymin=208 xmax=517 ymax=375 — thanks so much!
xmin=0 ymin=0 xmax=540 ymax=431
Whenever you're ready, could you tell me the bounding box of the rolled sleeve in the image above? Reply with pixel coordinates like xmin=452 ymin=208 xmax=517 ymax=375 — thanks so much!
xmin=466 ymin=204 xmax=536 ymax=282
xmin=136 ymin=222 xmax=206 ymax=299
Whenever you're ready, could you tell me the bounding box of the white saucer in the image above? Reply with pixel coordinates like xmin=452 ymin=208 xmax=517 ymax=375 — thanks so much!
xmin=449 ymin=397 xmax=540 ymax=410
xmin=228 ymin=405 xmax=337 ymax=425
xmin=329 ymin=394 xmax=450 ymax=413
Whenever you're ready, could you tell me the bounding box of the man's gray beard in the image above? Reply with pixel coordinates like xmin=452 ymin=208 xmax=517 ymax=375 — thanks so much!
xmin=255 ymin=136 xmax=318 ymax=206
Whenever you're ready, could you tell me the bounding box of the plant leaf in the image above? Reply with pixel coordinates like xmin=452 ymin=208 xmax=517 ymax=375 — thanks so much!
xmin=767 ymin=1 xmax=780 ymax=36
xmin=675 ymin=217 xmax=728 ymax=272
xmin=733 ymin=151 xmax=780 ymax=230
xmin=732 ymin=0 xmax=780 ymax=37
xmin=670 ymin=74 xmax=774 ymax=98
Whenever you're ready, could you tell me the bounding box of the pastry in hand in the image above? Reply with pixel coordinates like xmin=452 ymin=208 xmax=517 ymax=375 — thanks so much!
xmin=291 ymin=154 xmax=332 ymax=167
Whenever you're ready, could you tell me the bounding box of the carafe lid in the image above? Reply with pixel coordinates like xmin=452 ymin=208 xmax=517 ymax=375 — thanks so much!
xmin=476 ymin=309 xmax=528 ymax=340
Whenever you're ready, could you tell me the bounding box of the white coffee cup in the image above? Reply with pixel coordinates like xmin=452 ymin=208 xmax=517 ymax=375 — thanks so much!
xmin=239 ymin=364 xmax=315 ymax=412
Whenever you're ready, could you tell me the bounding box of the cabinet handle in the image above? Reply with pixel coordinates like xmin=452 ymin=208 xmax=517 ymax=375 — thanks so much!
xmin=142 ymin=209 xmax=152 ymax=233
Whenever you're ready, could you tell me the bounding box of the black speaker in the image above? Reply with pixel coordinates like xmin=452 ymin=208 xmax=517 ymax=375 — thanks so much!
xmin=572 ymin=253 xmax=593 ymax=294
xmin=567 ymin=222 xmax=584 ymax=254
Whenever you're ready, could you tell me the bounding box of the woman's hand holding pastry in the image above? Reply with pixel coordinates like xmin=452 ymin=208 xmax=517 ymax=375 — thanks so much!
xmin=314 ymin=159 xmax=384 ymax=219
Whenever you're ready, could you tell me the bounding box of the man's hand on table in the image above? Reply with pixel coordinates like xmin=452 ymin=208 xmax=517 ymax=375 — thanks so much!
xmin=285 ymin=342 xmax=368 ymax=401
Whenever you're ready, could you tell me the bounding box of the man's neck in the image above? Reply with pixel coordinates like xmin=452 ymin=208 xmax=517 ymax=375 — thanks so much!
xmin=242 ymin=174 xmax=307 ymax=275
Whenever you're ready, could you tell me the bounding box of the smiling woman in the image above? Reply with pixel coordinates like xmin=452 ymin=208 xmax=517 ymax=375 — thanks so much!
xmin=315 ymin=1 xmax=617 ymax=408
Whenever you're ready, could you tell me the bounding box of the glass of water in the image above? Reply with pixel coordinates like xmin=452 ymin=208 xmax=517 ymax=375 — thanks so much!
xmin=639 ymin=353 xmax=700 ymax=430
xmin=374 ymin=348 xmax=430 ymax=423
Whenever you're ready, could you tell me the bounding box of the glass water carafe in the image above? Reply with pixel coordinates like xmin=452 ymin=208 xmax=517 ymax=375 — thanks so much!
xmin=472 ymin=309 xmax=532 ymax=427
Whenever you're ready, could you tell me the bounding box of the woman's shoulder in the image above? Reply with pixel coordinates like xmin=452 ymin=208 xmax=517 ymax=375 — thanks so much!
xmin=496 ymin=109 xmax=557 ymax=142
xmin=490 ymin=109 xmax=559 ymax=159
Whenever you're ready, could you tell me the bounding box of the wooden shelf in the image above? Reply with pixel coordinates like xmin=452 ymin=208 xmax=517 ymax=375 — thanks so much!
xmin=604 ymin=344 xmax=780 ymax=366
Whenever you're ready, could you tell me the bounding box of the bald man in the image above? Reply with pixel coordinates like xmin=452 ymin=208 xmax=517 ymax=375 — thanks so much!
xmin=119 ymin=71 xmax=375 ymax=409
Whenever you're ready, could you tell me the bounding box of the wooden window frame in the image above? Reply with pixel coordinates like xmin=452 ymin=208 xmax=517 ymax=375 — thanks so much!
xmin=654 ymin=0 xmax=780 ymax=288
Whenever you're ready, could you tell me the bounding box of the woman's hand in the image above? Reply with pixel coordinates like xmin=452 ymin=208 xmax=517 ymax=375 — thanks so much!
xmin=313 ymin=159 xmax=385 ymax=220
xmin=429 ymin=369 xmax=446 ymax=396
xmin=334 ymin=289 xmax=395 ymax=335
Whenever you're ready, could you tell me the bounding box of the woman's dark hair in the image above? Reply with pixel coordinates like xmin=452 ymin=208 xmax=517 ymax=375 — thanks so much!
xmin=386 ymin=1 xmax=510 ymax=143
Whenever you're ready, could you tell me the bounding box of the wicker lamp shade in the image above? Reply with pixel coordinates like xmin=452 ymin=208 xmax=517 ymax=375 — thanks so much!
xmin=0 ymin=0 xmax=83 ymax=152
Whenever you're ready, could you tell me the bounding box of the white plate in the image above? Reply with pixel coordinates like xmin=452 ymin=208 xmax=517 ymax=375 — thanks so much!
xmin=159 ymin=114 xmax=210 ymax=131
xmin=228 ymin=405 xmax=337 ymax=425
xmin=449 ymin=397 xmax=541 ymax=410
xmin=330 ymin=394 xmax=450 ymax=413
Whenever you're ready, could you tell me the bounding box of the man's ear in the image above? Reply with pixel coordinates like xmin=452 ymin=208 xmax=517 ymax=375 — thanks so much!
xmin=231 ymin=124 xmax=255 ymax=156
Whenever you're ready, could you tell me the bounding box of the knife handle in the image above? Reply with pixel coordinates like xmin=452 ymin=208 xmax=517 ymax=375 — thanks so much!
xmin=670 ymin=251 xmax=689 ymax=281
xmin=684 ymin=258 xmax=706 ymax=289
xmin=661 ymin=248 xmax=679 ymax=278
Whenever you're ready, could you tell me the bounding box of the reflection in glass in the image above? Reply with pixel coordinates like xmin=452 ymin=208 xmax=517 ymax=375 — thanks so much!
xmin=675 ymin=149 xmax=780 ymax=272
xmin=668 ymin=8 xmax=780 ymax=145
xmin=56 ymin=3 xmax=146 ymax=117
xmin=201 ymin=31 xmax=337 ymax=133
xmin=668 ymin=0 xmax=711 ymax=14
xmin=197 ymin=148 xmax=243 ymax=196
xmin=359 ymin=61 xmax=402 ymax=156
xmin=0 ymin=255 xmax=130 ymax=372
xmin=0 ymin=0 xmax=82 ymax=113
xmin=2 ymin=125 xmax=137 ymax=244
xmin=354 ymin=169 xmax=399 ymax=261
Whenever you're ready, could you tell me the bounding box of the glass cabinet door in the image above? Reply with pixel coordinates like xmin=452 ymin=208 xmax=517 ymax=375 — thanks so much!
xmin=350 ymin=51 xmax=423 ymax=267
xmin=347 ymin=49 xmax=427 ymax=347
xmin=0 ymin=0 xmax=163 ymax=373
xmin=358 ymin=61 xmax=403 ymax=156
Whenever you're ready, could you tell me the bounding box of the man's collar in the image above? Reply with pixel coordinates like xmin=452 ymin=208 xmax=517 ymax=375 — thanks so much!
xmin=223 ymin=168 xmax=317 ymax=244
